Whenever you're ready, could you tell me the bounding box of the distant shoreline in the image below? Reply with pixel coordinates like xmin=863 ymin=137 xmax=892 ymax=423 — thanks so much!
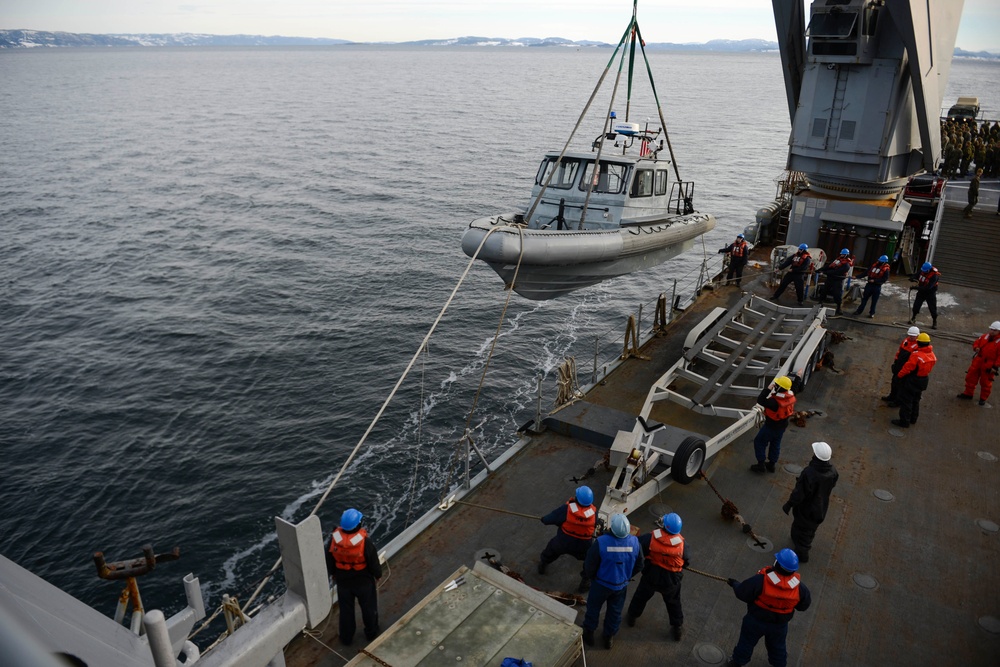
xmin=2 ymin=29 xmax=996 ymax=58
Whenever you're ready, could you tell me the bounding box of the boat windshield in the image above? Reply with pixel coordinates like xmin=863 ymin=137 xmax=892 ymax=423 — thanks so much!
xmin=536 ymin=157 xmax=582 ymax=189
xmin=579 ymin=161 xmax=629 ymax=194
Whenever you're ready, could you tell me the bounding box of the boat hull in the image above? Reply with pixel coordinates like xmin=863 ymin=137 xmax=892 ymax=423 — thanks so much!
xmin=461 ymin=212 xmax=716 ymax=299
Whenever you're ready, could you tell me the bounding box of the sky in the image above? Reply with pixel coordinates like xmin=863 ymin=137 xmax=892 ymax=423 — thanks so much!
xmin=3 ymin=0 xmax=999 ymax=52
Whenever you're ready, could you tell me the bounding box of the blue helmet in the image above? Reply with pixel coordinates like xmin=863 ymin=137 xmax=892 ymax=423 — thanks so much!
xmin=798 ymin=244 xmax=808 ymax=251
xmin=775 ymin=548 xmax=799 ymax=572
xmin=609 ymin=513 xmax=630 ymax=538
xmin=340 ymin=508 xmax=363 ymax=531
xmin=840 ymin=248 xmax=850 ymax=255
xmin=878 ymin=254 xmax=889 ymax=263
xmin=663 ymin=513 xmax=682 ymax=534
xmin=575 ymin=485 xmax=594 ymax=506
xmin=737 ymin=233 xmax=745 ymax=239
xmin=921 ymin=262 xmax=932 ymax=272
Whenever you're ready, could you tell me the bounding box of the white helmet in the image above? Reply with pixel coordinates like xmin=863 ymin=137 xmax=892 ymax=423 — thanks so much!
xmin=812 ymin=441 xmax=833 ymax=461
xmin=906 ymin=326 xmax=920 ymax=337
xmin=990 ymin=321 xmax=1000 ymax=331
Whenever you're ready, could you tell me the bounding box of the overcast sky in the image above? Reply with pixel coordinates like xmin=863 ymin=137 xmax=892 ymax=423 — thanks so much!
xmin=4 ymin=0 xmax=999 ymax=52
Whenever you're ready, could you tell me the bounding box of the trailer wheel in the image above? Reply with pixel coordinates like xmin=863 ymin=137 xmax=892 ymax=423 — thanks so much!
xmin=670 ymin=437 xmax=707 ymax=484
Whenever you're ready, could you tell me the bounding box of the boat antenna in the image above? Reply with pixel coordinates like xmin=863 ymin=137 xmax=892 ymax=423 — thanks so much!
xmin=523 ymin=21 xmax=634 ymax=225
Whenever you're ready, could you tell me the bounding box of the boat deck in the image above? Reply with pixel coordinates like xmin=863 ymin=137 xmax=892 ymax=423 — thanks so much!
xmin=286 ymin=198 xmax=1000 ymax=667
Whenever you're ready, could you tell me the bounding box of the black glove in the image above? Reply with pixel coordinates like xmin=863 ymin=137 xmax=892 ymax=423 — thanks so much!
xmin=727 ymin=578 xmax=739 ymax=588
xmin=782 ymin=503 xmax=792 ymax=515
xmin=909 ymin=285 xmax=916 ymax=291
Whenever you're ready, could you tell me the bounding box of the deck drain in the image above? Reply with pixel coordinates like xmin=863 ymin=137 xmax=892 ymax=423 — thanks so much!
xmin=649 ymin=503 xmax=673 ymax=521
xmin=746 ymin=535 xmax=773 ymax=552
xmin=692 ymin=642 xmax=728 ymax=664
xmin=475 ymin=548 xmax=501 ymax=563
xmin=887 ymin=426 xmax=907 ymax=437
xmin=783 ymin=464 xmax=803 ymax=475
xmin=978 ymin=616 xmax=1000 ymax=634
xmin=975 ymin=519 xmax=999 ymax=533
xmin=873 ymin=489 xmax=895 ymax=502
xmin=978 ymin=451 xmax=998 ymax=462
xmin=853 ymin=573 xmax=879 ymax=590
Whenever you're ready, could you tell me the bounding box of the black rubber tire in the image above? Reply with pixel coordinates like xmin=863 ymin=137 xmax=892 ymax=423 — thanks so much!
xmin=670 ymin=436 xmax=707 ymax=484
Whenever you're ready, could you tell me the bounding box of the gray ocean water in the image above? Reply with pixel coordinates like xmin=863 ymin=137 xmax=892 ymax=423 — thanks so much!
xmin=1 ymin=45 xmax=997 ymax=619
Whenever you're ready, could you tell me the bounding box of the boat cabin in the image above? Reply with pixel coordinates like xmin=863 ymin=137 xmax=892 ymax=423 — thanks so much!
xmin=525 ymin=152 xmax=691 ymax=231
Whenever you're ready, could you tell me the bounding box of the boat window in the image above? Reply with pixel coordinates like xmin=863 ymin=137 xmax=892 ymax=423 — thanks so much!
xmin=630 ymin=168 xmax=654 ymax=198
xmin=536 ymin=157 xmax=581 ymax=189
xmin=580 ymin=161 xmax=628 ymax=194
xmin=654 ymin=170 xmax=668 ymax=196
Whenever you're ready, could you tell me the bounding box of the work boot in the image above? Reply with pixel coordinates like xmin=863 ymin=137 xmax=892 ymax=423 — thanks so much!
xmin=932 ymin=318 xmax=938 ymax=330
xmin=886 ymin=401 xmax=899 ymax=408
xmin=980 ymin=399 xmax=987 ymax=406
xmin=537 ymin=560 xmax=547 ymax=575
xmin=880 ymin=395 xmax=893 ymax=402
xmin=626 ymin=613 xmax=636 ymax=627
xmin=907 ymin=318 xmax=915 ymax=325
xmin=672 ymin=624 xmax=684 ymax=641
xmin=750 ymin=463 xmax=766 ymax=473
xmin=853 ymin=308 xmax=862 ymax=316
xmin=765 ymin=462 xmax=777 ymax=473
xmin=582 ymin=629 xmax=594 ymax=646
xmin=868 ymin=313 xmax=875 ymax=319
xmin=891 ymin=419 xmax=910 ymax=428
xmin=957 ymin=393 xmax=974 ymax=400
xmin=603 ymin=634 xmax=614 ymax=650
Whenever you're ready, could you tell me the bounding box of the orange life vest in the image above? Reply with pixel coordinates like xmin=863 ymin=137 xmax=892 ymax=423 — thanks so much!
xmin=791 ymin=251 xmax=811 ymax=269
xmin=560 ymin=501 xmax=597 ymax=540
xmin=329 ymin=527 xmax=368 ymax=571
xmin=917 ymin=268 xmax=940 ymax=289
xmin=648 ymin=529 xmax=685 ymax=572
xmin=754 ymin=566 xmax=801 ymax=614
xmin=895 ymin=337 xmax=919 ymax=361
xmin=764 ymin=391 xmax=796 ymax=421
xmin=867 ymin=262 xmax=890 ymax=281
xmin=731 ymin=240 xmax=748 ymax=258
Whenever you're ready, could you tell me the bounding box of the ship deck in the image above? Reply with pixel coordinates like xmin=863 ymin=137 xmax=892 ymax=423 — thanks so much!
xmin=286 ymin=196 xmax=1000 ymax=667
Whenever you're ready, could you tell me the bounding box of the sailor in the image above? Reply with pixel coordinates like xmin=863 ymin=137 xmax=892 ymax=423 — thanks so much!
xmin=538 ymin=485 xmax=596 ymax=592
xmin=771 ymin=244 xmax=812 ymax=306
xmin=625 ymin=512 xmax=688 ymax=641
xmin=853 ymin=254 xmax=891 ymax=318
xmin=718 ymin=233 xmax=750 ymax=288
xmin=908 ymin=262 xmax=940 ymax=330
xmin=725 ymin=549 xmax=812 ymax=667
xmin=816 ymin=248 xmax=853 ymax=315
xmin=326 ymin=508 xmax=382 ymax=646
xmin=880 ymin=326 xmax=921 ymax=407
xmin=751 ymin=376 xmax=796 ymax=473
xmin=964 ymin=168 xmax=983 ymax=217
xmin=892 ymin=332 xmax=937 ymax=428
xmin=957 ymin=321 xmax=1000 ymax=405
xmin=781 ymin=442 xmax=838 ymax=564
xmin=582 ymin=513 xmax=643 ymax=650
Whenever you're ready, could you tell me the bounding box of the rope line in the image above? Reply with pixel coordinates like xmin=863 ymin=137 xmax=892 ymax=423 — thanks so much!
xmin=452 ymin=499 xmax=542 ymax=521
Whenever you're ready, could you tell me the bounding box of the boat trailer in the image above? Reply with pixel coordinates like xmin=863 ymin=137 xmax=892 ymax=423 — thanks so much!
xmin=598 ymin=294 xmax=830 ymax=521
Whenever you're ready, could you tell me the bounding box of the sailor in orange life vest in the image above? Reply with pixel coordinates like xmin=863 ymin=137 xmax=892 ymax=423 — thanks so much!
xmin=326 ymin=508 xmax=382 ymax=646
xmin=625 ymin=512 xmax=689 ymax=641
xmin=908 ymin=262 xmax=940 ymax=329
xmin=725 ymin=549 xmax=811 ymax=667
xmin=751 ymin=376 xmax=796 ymax=473
xmin=718 ymin=233 xmax=750 ymax=288
xmin=816 ymin=248 xmax=853 ymax=315
xmin=581 ymin=513 xmax=643 ymax=650
xmin=770 ymin=244 xmax=812 ymax=306
xmin=538 ymin=485 xmax=596 ymax=592
xmin=957 ymin=320 xmax=1000 ymax=406
xmin=781 ymin=442 xmax=838 ymax=564
xmin=892 ymin=332 xmax=937 ymax=428
xmin=880 ymin=326 xmax=920 ymax=407
xmin=853 ymin=254 xmax=890 ymax=318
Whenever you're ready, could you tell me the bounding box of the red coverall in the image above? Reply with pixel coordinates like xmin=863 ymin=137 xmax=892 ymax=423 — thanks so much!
xmin=963 ymin=333 xmax=1000 ymax=401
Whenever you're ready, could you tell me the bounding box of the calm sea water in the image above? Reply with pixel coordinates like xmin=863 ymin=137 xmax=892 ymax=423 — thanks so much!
xmin=1 ymin=46 xmax=997 ymax=619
